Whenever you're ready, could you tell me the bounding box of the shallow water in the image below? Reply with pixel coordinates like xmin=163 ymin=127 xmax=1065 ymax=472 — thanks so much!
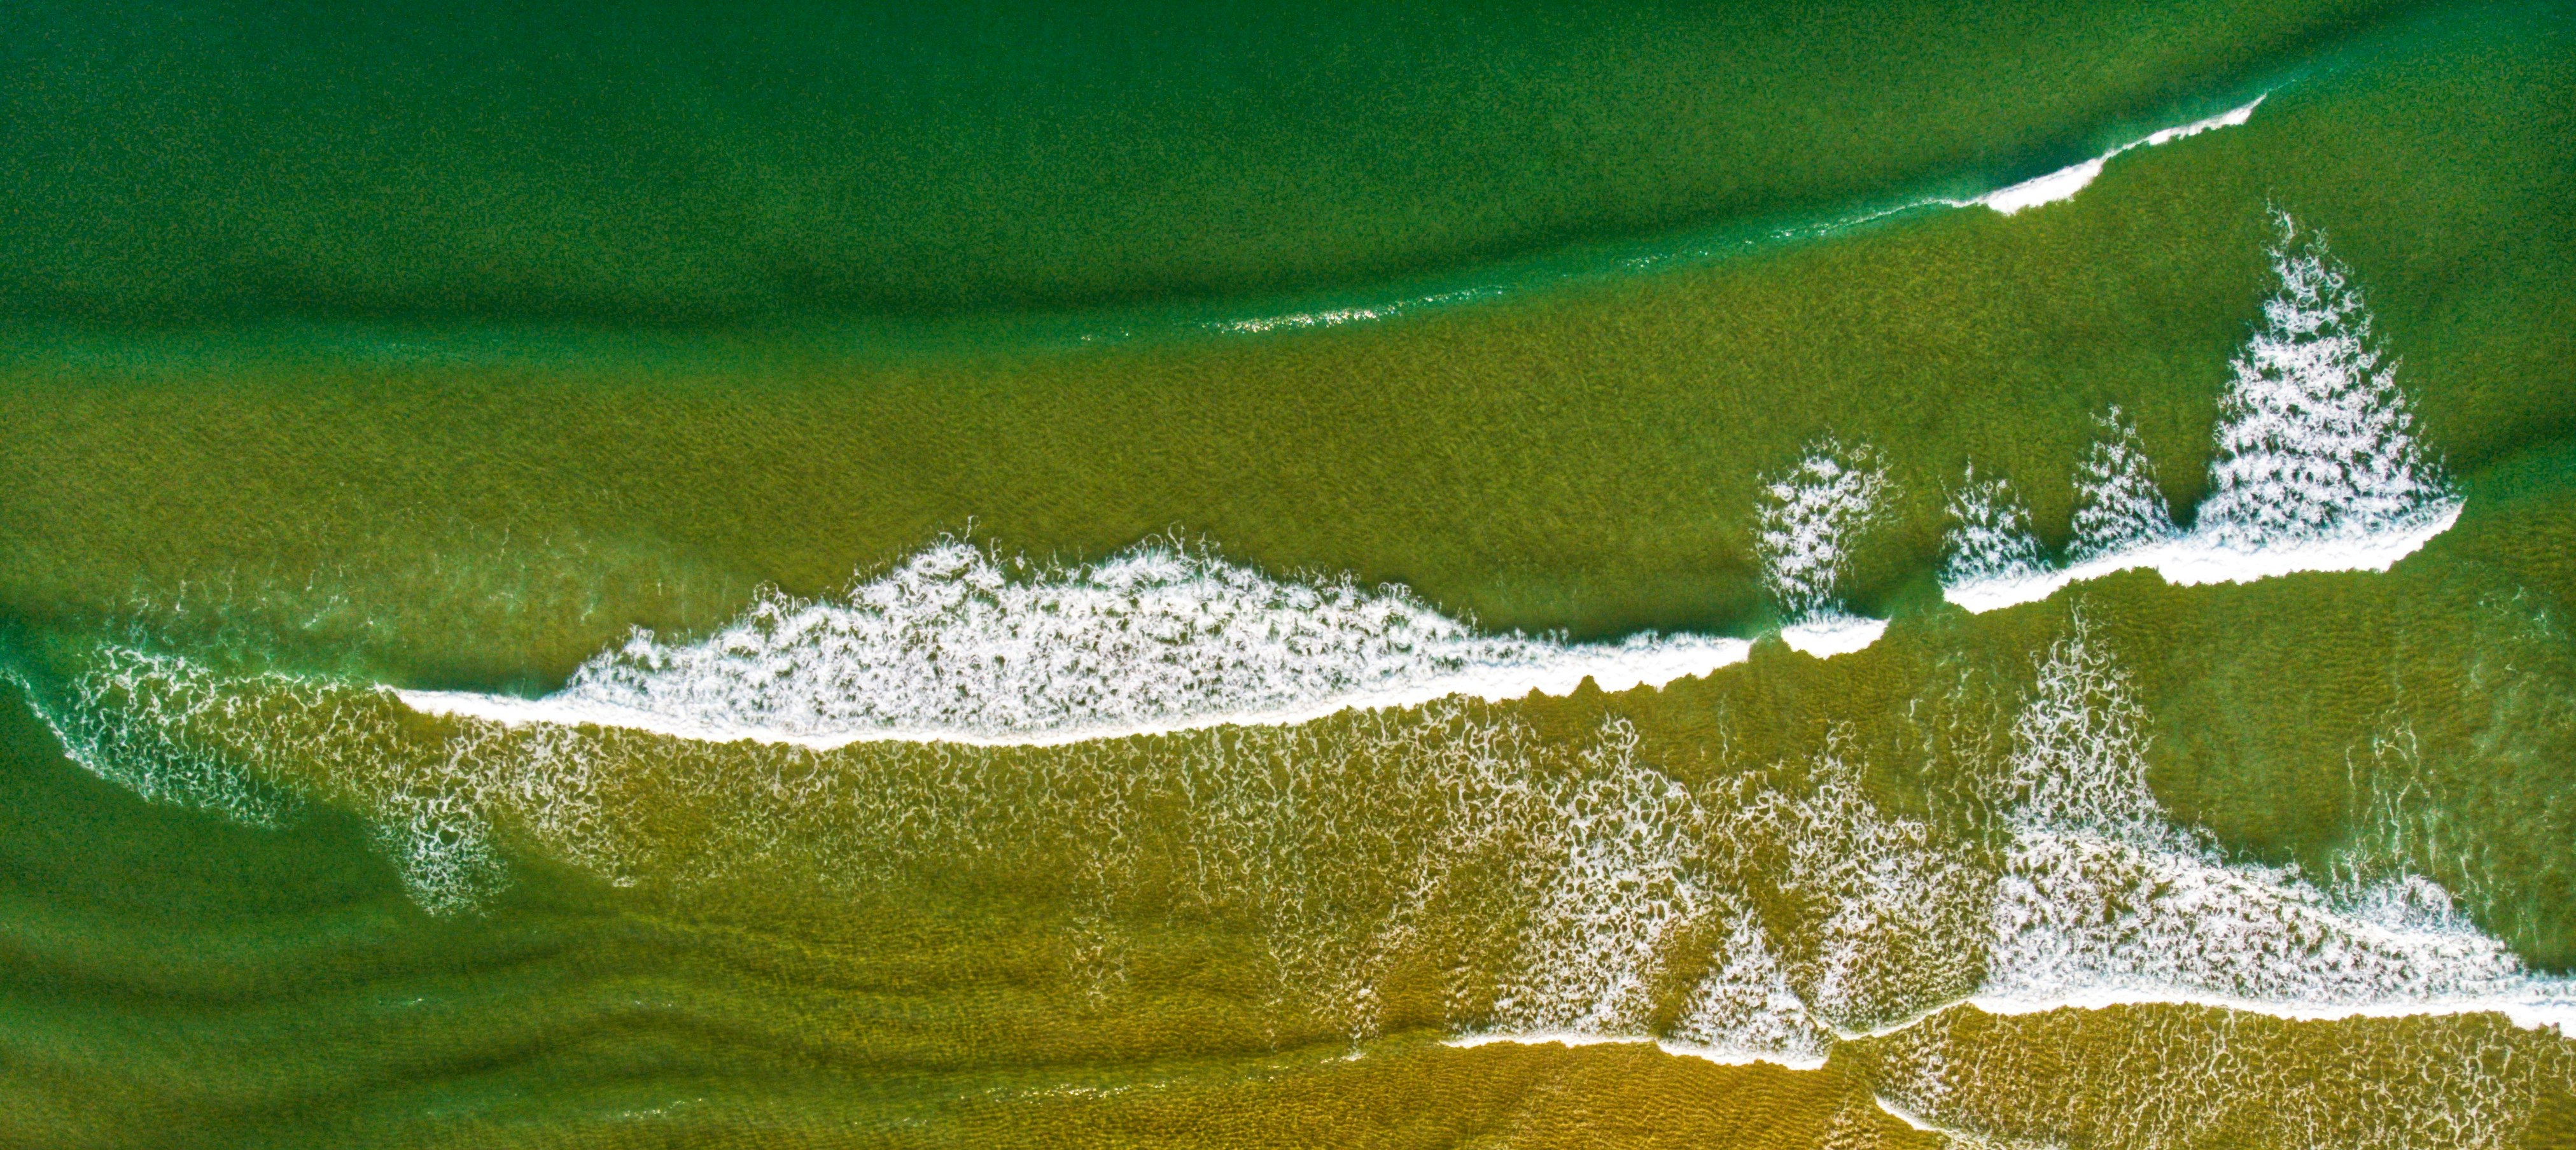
xmin=4 ymin=2 xmax=2573 ymax=1146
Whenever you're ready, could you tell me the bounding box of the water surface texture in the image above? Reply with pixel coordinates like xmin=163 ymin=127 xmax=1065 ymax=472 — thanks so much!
xmin=5 ymin=2 xmax=2575 ymax=1147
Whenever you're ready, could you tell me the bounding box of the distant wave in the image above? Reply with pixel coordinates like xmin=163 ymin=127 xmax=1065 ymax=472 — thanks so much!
xmin=1952 ymin=95 xmax=2263 ymax=215
xmin=1204 ymin=96 xmax=2267 ymax=340
xmin=399 ymin=540 xmax=1750 ymax=748
xmin=1942 ymin=211 xmax=2463 ymax=614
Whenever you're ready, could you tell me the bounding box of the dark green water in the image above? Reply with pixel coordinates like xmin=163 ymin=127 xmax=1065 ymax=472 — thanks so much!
xmin=4 ymin=2 xmax=2575 ymax=1146
xmin=3 ymin=0 xmax=2419 ymax=323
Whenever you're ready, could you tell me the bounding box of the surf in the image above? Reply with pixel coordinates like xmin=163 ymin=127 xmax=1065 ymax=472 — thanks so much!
xmin=1940 ymin=211 xmax=2464 ymax=615
xmin=396 ymin=538 xmax=1753 ymax=748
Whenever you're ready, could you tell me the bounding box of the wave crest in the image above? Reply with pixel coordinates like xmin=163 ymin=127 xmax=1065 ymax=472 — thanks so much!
xmin=403 ymin=538 xmax=1748 ymax=747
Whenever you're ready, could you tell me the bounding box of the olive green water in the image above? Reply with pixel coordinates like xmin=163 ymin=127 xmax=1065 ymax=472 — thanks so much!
xmin=5 ymin=2 xmax=2576 ymax=1147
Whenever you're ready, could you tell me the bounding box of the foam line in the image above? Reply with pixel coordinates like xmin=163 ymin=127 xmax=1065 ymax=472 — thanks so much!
xmin=1208 ymin=287 xmax=1505 ymax=335
xmin=63 ymin=629 xmax=2576 ymax=1048
xmin=1817 ymin=982 xmax=2575 ymax=1047
xmin=395 ymin=540 xmax=1753 ymax=749
xmin=1960 ymin=95 xmax=2264 ymax=215
xmin=1940 ymin=501 xmax=2461 ymax=614
xmin=1203 ymin=97 xmax=2266 ymax=340
xmin=1872 ymin=1095 xmax=1977 ymax=1140
xmin=1970 ymin=624 xmax=2576 ymax=1037
xmin=1679 ymin=981 xmax=2576 ymax=1064
xmin=1942 ymin=211 xmax=2460 ymax=614
xmin=1967 ymin=987 xmax=2575 ymax=1034
xmin=1439 ymin=1032 xmax=1828 ymax=1072
xmin=1777 ymin=615 xmax=1890 ymax=657
xmin=393 ymin=636 xmax=1751 ymax=750
xmin=1447 ymin=987 xmax=2575 ymax=1068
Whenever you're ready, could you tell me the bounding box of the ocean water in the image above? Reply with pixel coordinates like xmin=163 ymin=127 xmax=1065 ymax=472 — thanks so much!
xmin=4 ymin=1 xmax=2575 ymax=1146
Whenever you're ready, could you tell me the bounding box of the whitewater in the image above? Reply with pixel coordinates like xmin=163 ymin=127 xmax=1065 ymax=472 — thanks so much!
xmin=73 ymin=626 xmax=2575 ymax=1043
xmin=1940 ymin=211 xmax=2463 ymax=615
xmin=10 ymin=174 xmax=2558 ymax=1150
xmin=1445 ymin=623 xmax=2572 ymax=1149
xmin=1956 ymin=95 xmax=2264 ymax=216
xmin=398 ymin=539 xmax=1753 ymax=748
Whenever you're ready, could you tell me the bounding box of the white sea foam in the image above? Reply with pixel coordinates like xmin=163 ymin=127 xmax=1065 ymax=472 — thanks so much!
xmin=1441 ymin=1030 xmax=1655 ymax=1051
xmin=1450 ymin=737 xmax=1982 ymax=1063
xmin=1963 ymin=96 xmax=2263 ymax=216
xmin=3 ymin=656 xmax=301 ymax=829
xmin=1871 ymin=1095 xmax=2042 ymax=1150
xmin=1942 ymin=215 xmax=2463 ymax=614
xmin=1207 ymin=286 xmax=1506 ymax=335
xmin=1323 ymin=621 xmax=2570 ymax=1074
xmin=1754 ymin=745 xmax=1992 ymax=1034
xmin=19 ymin=578 xmax=2566 ymax=1146
xmin=36 ymin=621 xmax=2576 ymax=1084
xmin=1756 ymin=440 xmax=1896 ymax=657
xmin=1849 ymin=623 xmax=2576 ymax=1147
xmin=1873 ymin=1009 xmax=2572 ymax=1150
xmin=1439 ymin=1032 xmax=1828 ymax=1072
xmin=1975 ymin=157 xmax=2109 ymax=216
xmin=1471 ymin=718 xmax=1837 ymax=1069
xmin=2197 ymin=209 xmax=2458 ymax=547
xmin=1492 ymin=719 xmax=1708 ymax=1036
xmin=1665 ymin=899 xmax=1834 ymax=1068
xmin=13 ymin=648 xmax=502 ymax=911
xmin=2069 ymin=405 xmax=2178 ymax=563
xmin=1212 ymin=101 xmax=2264 ymax=340
xmin=1944 ymin=503 xmax=2461 ymax=615
xmin=1974 ymin=622 xmax=2576 ymax=1033
xmin=398 ymin=539 xmax=1750 ymax=748
xmin=1776 ymin=614 xmax=1889 ymax=657
xmin=1938 ymin=468 xmax=2054 ymax=614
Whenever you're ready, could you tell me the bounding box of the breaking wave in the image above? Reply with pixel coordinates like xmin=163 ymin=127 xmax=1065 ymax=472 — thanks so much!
xmin=1863 ymin=1006 xmax=2575 ymax=1150
xmin=1940 ymin=466 xmax=2053 ymax=610
xmin=1468 ymin=622 xmax=2576 ymax=1144
xmin=1755 ymin=440 xmax=1897 ymax=657
xmin=2070 ymin=404 xmax=2183 ymax=563
xmin=1942 ymin=212 xmax=2463 ymax=614
xmin=1205 ymin=96 xmax=2267 ymax=343
xmin=411 ymin=212 xmax=2464 ymax=759
xmin=1954 ymin=95 xmax=2264 ymax=216
xmin=1978 ymin=622 xmax=2573 ymax=1029
xmin=400 ymin=538 xmax=1750 ymax=748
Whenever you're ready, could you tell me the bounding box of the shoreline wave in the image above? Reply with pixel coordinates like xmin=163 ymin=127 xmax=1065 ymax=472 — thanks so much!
xmin=1942 ymin=210 xmax=2462 ymax=615
xmin=394 ymin=631 xmax=1750 ymax=750
xmin=1943 ymin=501 xmax=2462 ymax=614
xmin=393 ymin=540 xmax=1753 ymax=749
xmin=1439 ymin=1031 xmax=1829 ymax=1072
